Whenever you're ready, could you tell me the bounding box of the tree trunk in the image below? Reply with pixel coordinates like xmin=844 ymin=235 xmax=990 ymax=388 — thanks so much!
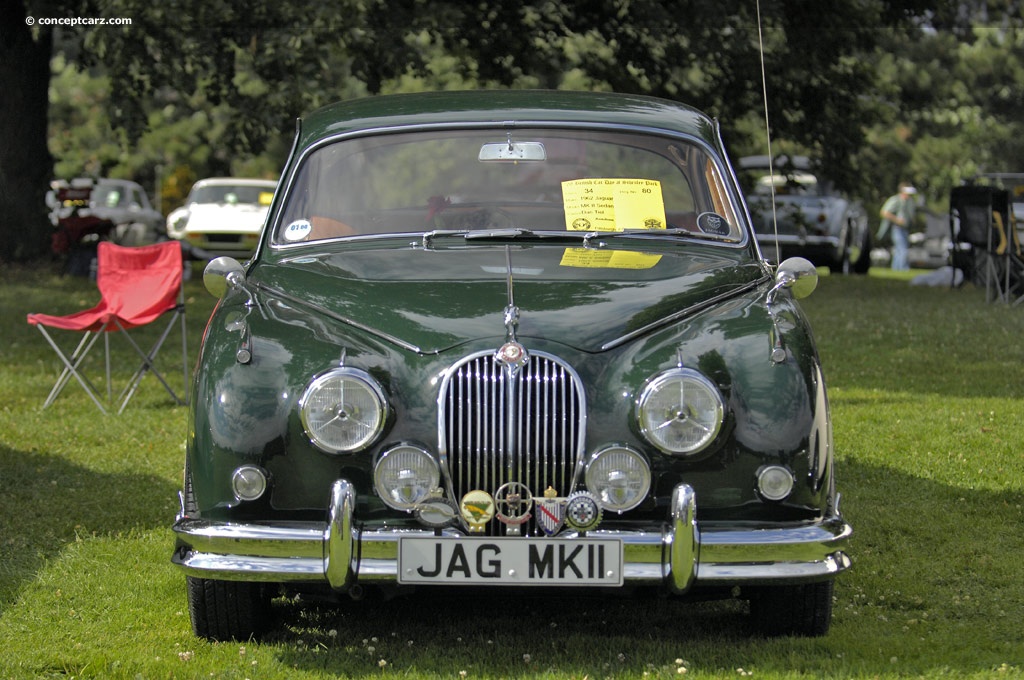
xmin=0 ymin=0 xmax=55 ymax=263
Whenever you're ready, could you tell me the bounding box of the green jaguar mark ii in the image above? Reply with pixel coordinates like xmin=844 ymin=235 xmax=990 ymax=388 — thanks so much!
xmin=172 ymin=90 xmax=851 ymax=640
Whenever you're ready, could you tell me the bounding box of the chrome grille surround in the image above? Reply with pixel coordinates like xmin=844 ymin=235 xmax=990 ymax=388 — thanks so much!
xmin=437 ymin=349 xmax=587 ymax=534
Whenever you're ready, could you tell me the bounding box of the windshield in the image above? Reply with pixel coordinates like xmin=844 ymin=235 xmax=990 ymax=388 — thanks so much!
xmin=274 ymin=128 xmax=746 ymax=245
xmin=191 ymin=183 xmax=275 ymax=206
xmin=92 ymin=185 xmax=130 ymax=208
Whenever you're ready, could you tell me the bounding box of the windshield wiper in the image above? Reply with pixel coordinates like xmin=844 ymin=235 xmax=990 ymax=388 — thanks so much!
xmin=464 ymin=228 xmax=536 ymax=240
xmin=593 ymin=228 xmax=734 ymax=242
xmin=420 ymin=227 xmax=728 ymax=250
xmin=422 ymin=228 xmax=592 ymax=249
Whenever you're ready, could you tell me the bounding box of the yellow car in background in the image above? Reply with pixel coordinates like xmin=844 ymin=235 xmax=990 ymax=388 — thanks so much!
xmin=166 ymin=178 xmax=277 ymax=258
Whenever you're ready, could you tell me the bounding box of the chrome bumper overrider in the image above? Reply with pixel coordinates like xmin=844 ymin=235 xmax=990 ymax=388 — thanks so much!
xmin=172 ymin=481 xmax=852 ymax=592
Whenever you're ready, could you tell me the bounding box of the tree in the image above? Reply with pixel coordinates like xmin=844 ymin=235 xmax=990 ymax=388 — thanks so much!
xmin=4 ymin=0 xmax=1021 ymax=262
xmin=2 ymin=0 xmax=56 ymax=261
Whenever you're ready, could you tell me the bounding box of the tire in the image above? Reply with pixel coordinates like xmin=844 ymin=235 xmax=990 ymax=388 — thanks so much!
xmin=182 ymin=467 xmax=274 ymax=641
xmin=828 ymin=228 xmax=853 ymax=274
xmin=187 ymin=576 xmax=274 ymax=641
xmin=748 ymin=580 xmax=834 ymax=637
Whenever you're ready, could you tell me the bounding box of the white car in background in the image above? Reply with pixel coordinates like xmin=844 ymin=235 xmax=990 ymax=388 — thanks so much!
xmin=167 ymin=178 xmax=277 ymax=257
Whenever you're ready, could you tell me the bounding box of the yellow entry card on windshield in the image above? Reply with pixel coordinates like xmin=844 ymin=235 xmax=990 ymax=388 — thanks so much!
xmin=562 ymin=178 xmax=667 ymax=232
xmin=559 ymin=248 xmax=662 ymax=269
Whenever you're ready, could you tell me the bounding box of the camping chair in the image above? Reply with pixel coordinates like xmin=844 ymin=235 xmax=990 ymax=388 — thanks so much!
xmin=989 ymin=190 xmax=1024 ymax=305
xmin=949 ymin=186 xmax=1015 ymax=302
xmin=26 ymin=241 xmax=188 ymax=414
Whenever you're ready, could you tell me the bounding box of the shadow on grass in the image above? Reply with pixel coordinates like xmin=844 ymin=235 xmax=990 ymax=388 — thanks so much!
xmin=271 ymin=590 xmax=750 ymax=675
xmin=246 ymin=456 xmax=1024 ymax=678
xmin=0 ymin=444 xmax=180 ymax=612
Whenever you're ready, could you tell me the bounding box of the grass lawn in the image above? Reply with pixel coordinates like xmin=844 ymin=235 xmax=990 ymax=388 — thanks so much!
xmin=1 ymin=262 xmax=1022 ymax=679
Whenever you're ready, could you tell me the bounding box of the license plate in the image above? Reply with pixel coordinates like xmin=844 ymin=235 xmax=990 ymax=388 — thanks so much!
xmin=398 ymin=536 xmax=623 ymax=586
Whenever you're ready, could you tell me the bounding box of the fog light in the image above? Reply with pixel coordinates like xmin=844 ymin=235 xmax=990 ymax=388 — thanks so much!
xmin=374 ymin=444 xmax=440 ymax=510
xmin=231 ymin=465 xmax=268 ymax=501
xmin=757 ymin=465 xmax=795 ymax=501
xmin=585 ymin=445 xmax=651 ymax=512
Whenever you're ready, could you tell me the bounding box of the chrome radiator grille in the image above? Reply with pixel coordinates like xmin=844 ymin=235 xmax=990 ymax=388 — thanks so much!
xmin=439 ymin=350 xmax=586 ymax=512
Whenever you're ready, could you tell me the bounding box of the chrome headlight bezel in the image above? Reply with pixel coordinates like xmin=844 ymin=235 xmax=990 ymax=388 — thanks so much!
xmin=373 ymin=444 xmax=440 ymax=511
xmin=299 ymin=367 xmax=387 ymax=453
xmin=636 ymin=367 xmax=725 ymax=456
xmin=585 ymin=445 xmax=651 ymax=513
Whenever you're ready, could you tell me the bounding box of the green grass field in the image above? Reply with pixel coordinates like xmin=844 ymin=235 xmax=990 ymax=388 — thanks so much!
xmin=1 ymin=262 xmax=1022 ymax=679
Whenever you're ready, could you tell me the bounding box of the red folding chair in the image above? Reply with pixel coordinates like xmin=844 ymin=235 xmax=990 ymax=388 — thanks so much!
xmin=27 ymin=241 xmax=189 ymax=414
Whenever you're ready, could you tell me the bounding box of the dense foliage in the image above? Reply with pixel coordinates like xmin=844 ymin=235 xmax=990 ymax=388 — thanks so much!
xmin=3 ymin=0 xmax=1024 ymax=260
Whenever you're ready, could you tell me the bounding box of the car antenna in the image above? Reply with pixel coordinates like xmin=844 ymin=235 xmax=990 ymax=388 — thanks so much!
xmin=756 ymin=0 xmax=781 ymax=265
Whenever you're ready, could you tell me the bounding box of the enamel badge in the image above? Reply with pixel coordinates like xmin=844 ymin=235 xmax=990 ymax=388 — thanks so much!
xmin=460 ymin=490 xmax=495 ymax=533
xmin=534 ymin=486 xmax=567 ymax=536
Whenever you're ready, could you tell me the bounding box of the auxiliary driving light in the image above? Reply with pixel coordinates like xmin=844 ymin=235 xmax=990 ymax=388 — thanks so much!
xmin=373 ymin=444 xmax=440 ymax=510
xmin=585 ymin=445 xmax=651 ymax=512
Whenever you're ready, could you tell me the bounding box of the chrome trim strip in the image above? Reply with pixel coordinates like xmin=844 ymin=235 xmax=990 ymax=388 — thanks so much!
xmin=171 ymin=481 xmax=851 ymax=589
xmin=697 ymin=551 xmax=851 ymax=583
xmin=253 ymin=282 xmax=425 ymax=354
xmin=173 ymin=552 xmax=325 ymax=583
xmin=599 ymin=277 xmax=768 ymax=351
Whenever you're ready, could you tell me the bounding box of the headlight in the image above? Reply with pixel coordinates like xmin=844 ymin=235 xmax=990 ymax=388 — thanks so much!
xmin=585 ymin=445 xmax=651 ymax=512
xmin=299 ymin=367 xmax=387 ymax=453
xmin=637 ymin=368 xmax=724 ymax=455
xmin=167 ymin=213 xmax=189 ymax=239
xmin=373 ymin=444 xmax=440 ymax=510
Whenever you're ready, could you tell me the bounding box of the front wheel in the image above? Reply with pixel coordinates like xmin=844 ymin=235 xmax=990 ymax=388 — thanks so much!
xmin=186 ymin=576 xmax=274 ymax=641
xmin=747 ymin=580 xmax=834 ymax=637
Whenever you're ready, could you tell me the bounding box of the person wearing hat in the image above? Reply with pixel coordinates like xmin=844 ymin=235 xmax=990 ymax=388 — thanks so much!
xmin=878 ymin=182 xmax=918 ymax=271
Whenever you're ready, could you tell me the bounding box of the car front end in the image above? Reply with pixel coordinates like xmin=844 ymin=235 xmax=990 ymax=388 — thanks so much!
xmin=171 ymin=91 xmax=851 ymax=641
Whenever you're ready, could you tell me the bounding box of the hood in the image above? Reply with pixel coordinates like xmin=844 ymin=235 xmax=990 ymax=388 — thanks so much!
xmin=251 ymin=242 xmax=767 ymax=354
xmin=185 ymin=203 xmax=270 ymax=234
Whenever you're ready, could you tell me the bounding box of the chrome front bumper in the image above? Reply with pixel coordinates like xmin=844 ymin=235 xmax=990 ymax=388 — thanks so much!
xmin=172 ymin=481 xmax=852 ymax=593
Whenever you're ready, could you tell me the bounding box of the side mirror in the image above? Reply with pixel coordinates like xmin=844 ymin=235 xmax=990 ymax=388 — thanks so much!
xmin=203 ymin=257 xmax=246 ymax=298
xmin=767 ymin=257 xmax=818 ymax=305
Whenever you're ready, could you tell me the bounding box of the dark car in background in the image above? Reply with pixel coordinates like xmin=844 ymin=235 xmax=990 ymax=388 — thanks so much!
xmin=171 ymin=91 xmax=851 ymax=642
xmin=739 ymin=155 xmax=871 ymax=273
xmin=48 ymin=177 xmax=165 ymax=246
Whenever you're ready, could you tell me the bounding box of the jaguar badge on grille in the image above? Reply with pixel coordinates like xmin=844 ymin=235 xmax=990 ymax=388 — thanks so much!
xmin=496 ymin=341 xmax=528 ymax=368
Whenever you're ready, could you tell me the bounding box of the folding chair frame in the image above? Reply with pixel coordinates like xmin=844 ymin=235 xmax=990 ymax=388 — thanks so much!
xmin=950 ymin=186 xmax=1016 ymax=303
xmin=33 ymin=287 xmax=188 ymax=414
xmin=30 ymin=240 xmax=190 ymax=414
